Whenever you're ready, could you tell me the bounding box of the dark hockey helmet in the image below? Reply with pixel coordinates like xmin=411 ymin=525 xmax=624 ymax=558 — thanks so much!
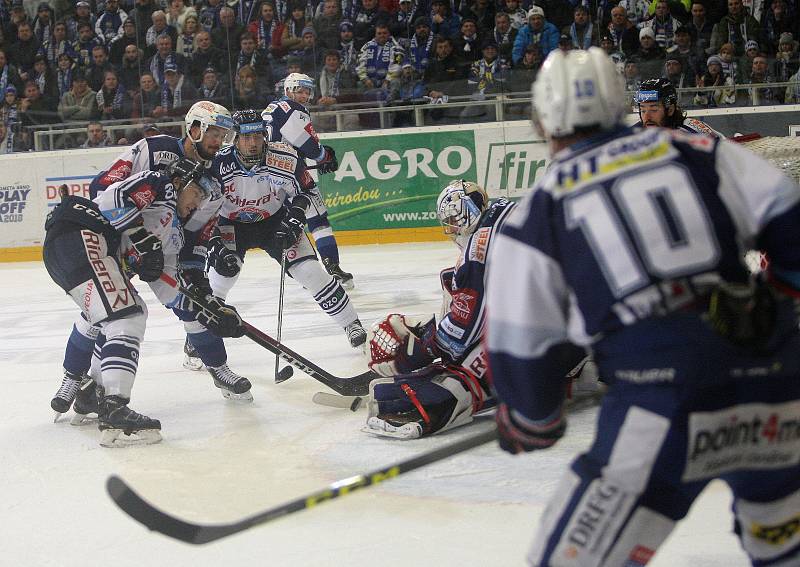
xmin=635 ymin=78 xmax=678 ymax=107
xmin=167 ymin=157 xmax=214 ymax=197
xmin=232 ymin=109 xmax=268 ymax=167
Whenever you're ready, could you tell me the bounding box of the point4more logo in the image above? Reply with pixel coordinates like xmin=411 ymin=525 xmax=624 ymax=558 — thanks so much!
xmin=482 ymin=141 xmax=549 ymax=196
xmin=683 ymin=400 xmax=800 ymax=482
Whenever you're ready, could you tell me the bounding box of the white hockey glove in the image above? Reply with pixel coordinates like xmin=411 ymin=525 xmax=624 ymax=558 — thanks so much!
xmin=367 ymin=314 xmax=437 ymax=377
xmin=363 ymin=365 xmax=488 ymax=439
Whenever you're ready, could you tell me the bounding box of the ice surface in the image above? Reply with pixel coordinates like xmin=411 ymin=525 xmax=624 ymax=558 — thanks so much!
xmin=0 ymin=242 xmax=749 ymax=567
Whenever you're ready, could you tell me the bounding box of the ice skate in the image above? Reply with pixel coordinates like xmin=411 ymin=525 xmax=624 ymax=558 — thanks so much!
xmin=51 ymin=370 xmax=83 ymax=422
xmin=98 ymin=395 xmax=162 ymax=448
xmin=207 ymin=363 xmax=253 ymax=402
xmin=323 ymin=258 xmax=354 ymax=290
xmin=71 ymin=377 xmax=100 ymax=426
xmin=182 ymin=337 xmax=204 ymax=371
xmin=345 ymin=319 xmax=367 ymax=351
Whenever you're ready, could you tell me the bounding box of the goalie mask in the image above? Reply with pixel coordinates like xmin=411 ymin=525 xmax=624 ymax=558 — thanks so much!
xmin=232 ymin=109 xmax=268 ymax=168
xmin=436 ymin=180 xmax=489 ymax=248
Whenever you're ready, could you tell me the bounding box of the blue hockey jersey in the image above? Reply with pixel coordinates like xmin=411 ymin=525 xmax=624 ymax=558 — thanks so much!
xmin=261 ymin=97 xmax=326 ymax=162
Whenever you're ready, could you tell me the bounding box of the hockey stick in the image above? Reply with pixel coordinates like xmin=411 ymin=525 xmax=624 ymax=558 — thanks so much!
xmin=179 ymin=285 xmax=376 ymax=396
xmin=106 ymin=425 xmax=499 ymax=544
xmin=274 ymin=247 xmax=293 ymax=383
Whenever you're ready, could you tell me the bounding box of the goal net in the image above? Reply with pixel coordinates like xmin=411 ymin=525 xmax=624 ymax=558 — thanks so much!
xmin=737 ymin=135 xmax=800 ymax=183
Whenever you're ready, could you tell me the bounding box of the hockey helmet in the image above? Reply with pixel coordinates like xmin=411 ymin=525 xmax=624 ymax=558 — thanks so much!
xmin=232 ymin=109 xmax=268 ymax=168
xmin=185 ymin=100 xmax=234 ymax=146
xmin=531 ymin=47 xmax=625 ymax=140
xmin=167 ymin=157 xmax=214 ymax=197
xmin=436 ymin=180 xmax=489 ymax=248
xmin=284 ymin=72 xmax=315 ymax=98
xmin=635 ymin=78 xmax=678 ymax=107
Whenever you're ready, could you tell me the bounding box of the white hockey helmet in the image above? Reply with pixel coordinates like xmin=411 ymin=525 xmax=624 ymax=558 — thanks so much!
xmin=185 ymin=100 xmax=234 ymax=144
xmin=284 ymin=72 xmax=315 ymax=98
xmin=531 ymin=47 xmax=625 ymax=140
xmin=436 ymin=180 xmax=489 ymax=248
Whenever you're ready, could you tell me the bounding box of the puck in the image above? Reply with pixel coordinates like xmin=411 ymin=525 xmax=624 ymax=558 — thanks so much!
xmin=276 ymin=366 xmax=294 ymax=383
xmin=349 ymin=397 xmax=363 ymax=412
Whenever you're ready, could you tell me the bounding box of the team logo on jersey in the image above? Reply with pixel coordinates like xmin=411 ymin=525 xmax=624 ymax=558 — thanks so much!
xmin=130 ymin=184 xmax=156 ymax=209
xmin=153 ymin=151 xmax=179 ymax=166
xmin=626 ymin=545 xmax=655 ymax=566
xmin=468 ymin=227 xmax=491 ymax=263
xmin=102 ymin=160 xmax=132 ymax=184
xmin=751 ymin=514 xmax=800 ymax=546
xmin=219 ymin=161 xmax=238 ymax=176
xmin=683 ymin=400 xmax=800 ymax=481
xmin=450 ymin=289 xmax=477 ymax=325
xmin=555 ymin=480 xmax=624 ymax=562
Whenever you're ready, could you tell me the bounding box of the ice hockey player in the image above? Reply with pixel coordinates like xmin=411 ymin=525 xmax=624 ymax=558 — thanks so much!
xmin=261 ymin=73 xmax=355 ymax=288
xmin=635 ymin=77 xmax=723 ymax=137
xmin=44 ymin=160 xmax=241 ymax=446
xmin=486 ymin=47 xmax=800 ymax=566
xmin=361 ymin=180 xmax=516 ymax=439
xmin=208 ymin=109 xmax=367 ymax=349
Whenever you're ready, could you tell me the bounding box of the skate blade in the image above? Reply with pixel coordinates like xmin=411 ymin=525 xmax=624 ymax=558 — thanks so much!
xmin=100 ymin=428 xmax=162 ymax=448
xmin=221 ymin=389 xmax=254 ymax=403
xmin=53 ymin=411 xmax=65 ymax=423
xmin=70 ymin=413 xmax=98 ymax=426
xmin=341 ymin=279 xmax=355 ymax=290
xmin=361 ymin=417 xmax=422 ymax=439
xmin=183 ymin=355 xmax=205 ymax=371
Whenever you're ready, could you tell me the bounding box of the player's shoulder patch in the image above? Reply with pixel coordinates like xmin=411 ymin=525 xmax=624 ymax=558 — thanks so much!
xmin=278 ymin=100 xmax=292 ymax=112
xmin=467 ymin=227 xmax=492 ymax=263
xmin=670 ymin=128 xmax=715 ymax=152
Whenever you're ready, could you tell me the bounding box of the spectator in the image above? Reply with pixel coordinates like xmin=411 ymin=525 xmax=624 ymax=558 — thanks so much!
xmin=1 ymin=84 xmax=19 ymax=128
xmin=501 ymin=0 xmax=527 ymax=30
xmin=784 ymin=66 xmax=800 ymax=103
xmin=235 ymin=31 xmax=272 ymax=79
xmin=695 ymin=54 xmax=735 ymax=105
xmin=129 ymin=0 xmax=156 ymax=46
xmin=81 ymin=120 xmax=113 ymax=147
xmin=198 ymin=0 xmax=224 ymax=33
xmin=19 ymin=80 xmax=57 ymax=126
xmin=389 ymin=62 xmax=423 ymax=125
xmin=131 ymin=72 xmax=161 ymax=119
xmin=430 ymin=0 xmax=460 ymax=39
xmin=156 ymin=60 xmax=197 ymax=117
xmin=7 ymin=22 xmax=40 ymax=78
xmin=72 ymin=22 xmax=102 ymax=68
xmin=118 ymin=44 xmax=143 ymax=92
xmin=0 ymin=120 xmax=17 ymax=153
xmin=212 ymin=6 xmax=243 ymax=53
xmin=718 ymin=41 xmax=744 ymax=83
xmin=96 ymin=69 xmax=130 ymax=119
xmin=388 ymin=0 xmax=417 ymax=47
xmin=274 ymin=54 xmax=301 ymax=95
xmin=452 ymin=18 xmax=482 ymax=62
xmin=642 ymin=0 xmax=682 ymax=49
xmin=338 ymin=20 xmax=358 ymax=73
xmin=58 ymin=70 xmax=96 ymax=121
xmin=316 ymin=49 xmax=360 ymax=130
xmin=462 ymin=0 xmax=495 ymax=34
xmin=711 ymin=0 xmax=760 ymax=55
xmin=0 ymin=48 xmax=24 ymax=93
xmin=557 ymin=32 xmax=571 ymax=52
xmin=352 ymin=0 xmax=390 ymax=49
xmin=295 ymin=26 xmax=322 ymax=75
xmin=600 ymin=32 xmax=627 ymax=73
xmin=147 ymin=33 xmax=184 ymax=86
xmin=276 ymin=2 xmax=305 ymax=57
xmin=623 ymin=59 xmax=642 ymax=100
xmin=423 ymin=36 xmax=465 ymax=100
xmin=772 ymin=31 xmax=799 ymax=84
xmin=506 ymin=43 xmax=540 ymax=93
xmin=356 ymin=23 xmax=403 ymax=96
xmin=408 ymin=16 xmax=433 ymax=77
xmin=512 ymin=6 xmax=558 ymax=64
xmin=236 ymin=0 xmax=262 ymax=25
xmin=197 ymin=66 xmax=229 ymax=105
xmin=232 ymin=63 xmax=266 ymax=108
xmin=490 ymin=12 xmax=516 ymax=62
xmin=142 ymin=122 xmax=161 ymax=137
xmin=95 ymin=0 xmax=128 ymax=44
xmin=464 ymin=39 xmax=508 ymax=120
xmin=176 ymin=14 xmax=199 ymax=60
xmin=632 ymin=26 xmax=666 ymax=80
xmin=31 ymin=2 xmax=53 ymax=46
xmin=686 ymin=1 xmax=714 ymax=53
xmin=663 ymin=56 xmax=695 ymax=106
xmin=760 ymin=0 xmax=796 ymax=56
xmin=188 ymin=30 xmax=224 ymax=85
xmin=747 ymin=53 xmax=778 ymax=104
xmin=55 ymin=52 xmax=74 ymax=99
xmin=739 ymin=38 xmax=760 ymax=74
xmin=166 ymin=0 xmax=197 ymax=34
xmin=562 ymin=5 xmax=597 ymax=50
xmin=616 ymin=0 xmax=652 ymax=26
xmin=607 ymin=6 xmax=638 ymax=57
xmin=667 ymin=25 xmax=703 ymax=78
xmin=5 ymin=1 xmax=30 ymax=43
xmin=30 ymin=53 xmax=59 ymax=106
xmin=86 ymin=45 xmax=113 ymax=91
xmin=146 ymin=10 xmax=177 ymax=52
xmin=109 ymin=18 xmax=138 ymax=65
xmin=248 ymin=1 xmax=280 ymax=56
xmin=315 ymin=0 xmax=342 ymax=50
xmin=40 ymin=21 xmax=74 ymax=68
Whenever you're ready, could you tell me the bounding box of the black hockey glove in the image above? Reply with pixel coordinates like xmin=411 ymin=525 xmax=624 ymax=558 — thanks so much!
xmin=126 ymin=227 xmax=164 ymax=282
xmin=208 ymin=235 xmax=241 ymax=278
xmin=495 ymin=403 xmax=566 ymax=454
xmin=275 ymin=205 xmax=306 ymax=249
xmin=317 ymin=145 xmax=338 ymax=174
xmin=179 ymin=268 xmax=245 ymax=338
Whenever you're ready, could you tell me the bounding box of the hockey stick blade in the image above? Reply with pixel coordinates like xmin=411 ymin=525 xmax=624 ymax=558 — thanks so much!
xmin=312 ymin=392 xmax=364 ymax=411
xmin=106 ymin=426 xmax=498 ymax=544
xmin=179 ymin=285 xmax=377 ymax=396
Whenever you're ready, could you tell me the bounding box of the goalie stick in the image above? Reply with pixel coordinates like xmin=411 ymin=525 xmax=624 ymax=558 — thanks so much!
xmin=180 ymin=285 xmax=376 ymax=396
xmin=106 ymin=425 xmax=499 ymax=544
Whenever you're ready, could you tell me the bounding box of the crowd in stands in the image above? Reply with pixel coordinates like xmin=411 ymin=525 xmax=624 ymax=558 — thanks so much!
xmin=0 ymin=0 xmax=799 ymax=150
